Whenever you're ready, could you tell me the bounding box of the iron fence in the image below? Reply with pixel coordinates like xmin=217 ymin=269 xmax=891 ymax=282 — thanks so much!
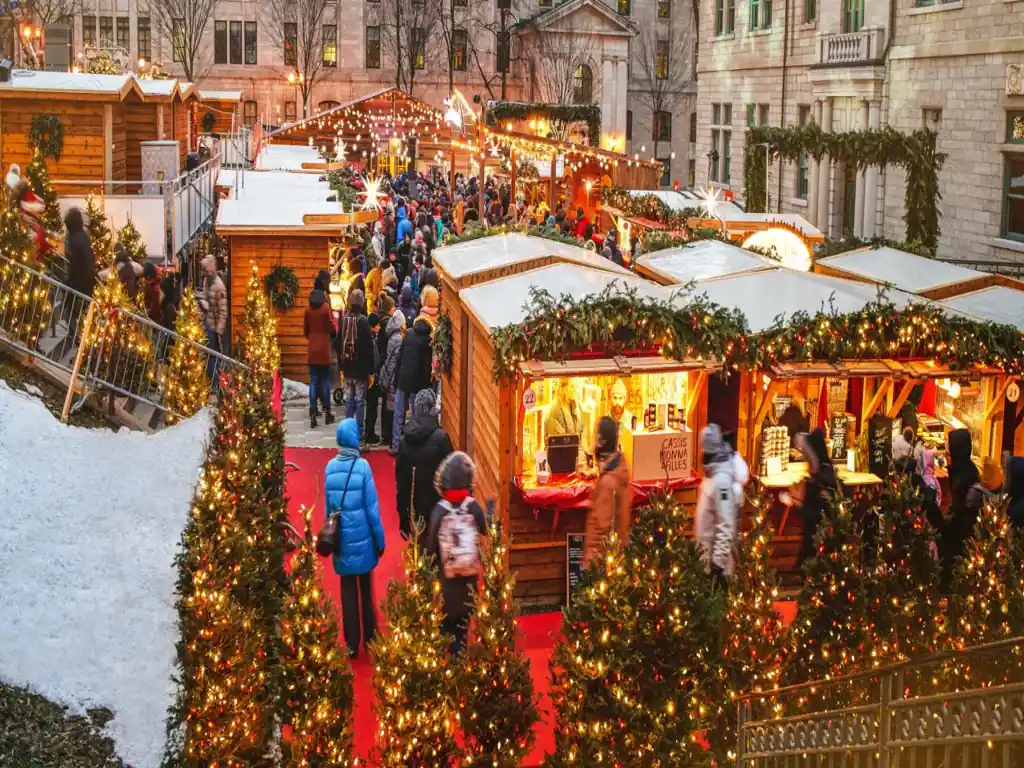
xmin=0 ymin=252 xmax=242 ymax=425
xmin=941 ymin=259 xmax=1024 ymax=280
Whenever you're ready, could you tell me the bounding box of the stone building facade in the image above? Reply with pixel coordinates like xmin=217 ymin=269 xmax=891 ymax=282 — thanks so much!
xmin=694 ymin=0 xmax=1024 ymax=265
xmin=56 ymin=0 xmax=694 ymax=186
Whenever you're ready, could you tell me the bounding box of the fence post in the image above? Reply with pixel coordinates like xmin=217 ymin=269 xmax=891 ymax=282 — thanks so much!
xmin=737 ymin=697 xmax=748 ymax=767
xmin=879 ymin=673 xmax=892 ymax=768
xmin=61 ymin=300 xmax=96 ymax=423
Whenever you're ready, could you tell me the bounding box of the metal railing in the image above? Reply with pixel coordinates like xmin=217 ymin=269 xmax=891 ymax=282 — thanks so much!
xmin=818 ymin=27 xmax=886 ymax=65
xmin=737 ymin=637 xmax=1024 ymax=768
xmin=170 ymin=153 xmax=220 ymax=257
xmin=942 ymin=258 xmax=1024 ymax=280
xmin=0 ymin=252 xmax=242 ymax=425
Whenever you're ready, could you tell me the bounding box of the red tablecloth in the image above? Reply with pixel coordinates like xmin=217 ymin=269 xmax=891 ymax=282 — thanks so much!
xmin=515 ymin=472 xmax=701 ymax=511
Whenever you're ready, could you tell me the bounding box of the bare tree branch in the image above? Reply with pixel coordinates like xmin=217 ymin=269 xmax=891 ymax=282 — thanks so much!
xmin=517 ymin=24 xmax=598 ymax=139
xmin=264 ymin=0 xmax=333 ymax=117
xmin=631 ymin=25 xmax=692 ymax=158
xmin=369 ymin=0 xmax=443 ymax=97
xmin=150 ymin=0 xmax=217 ymax=82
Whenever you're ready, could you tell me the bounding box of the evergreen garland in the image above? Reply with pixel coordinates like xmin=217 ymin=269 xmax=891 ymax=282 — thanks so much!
xmin=28 ymin=114 xmax=64 ymax=161
xmin=24 ymin=150 xmax=62 ymax=232
xmin=602 ymin=186 xmax=696 ymax=231
xmin=485 ymin=101 xmax=601 ymax=145
xmin=263 ymin=265 xmax=300 ymax=311
xmin=432 ymin=312 xmax=454 ymax=378
xmin=443 ymin=222 xmax=582 ymax=249
xmin=744 ymin=124 xmax=945 ymax=252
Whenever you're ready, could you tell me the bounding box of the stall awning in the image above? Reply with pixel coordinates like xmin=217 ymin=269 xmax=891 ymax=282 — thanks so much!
xmin=234 ymin=169 xmax=334 ymax=203
xmin=817 ymin=247 xmax=993 ymax=298
xmin=217 ymin=199 xmax=349 ymax=234
xmin=687 ymin=211 xmax=824 ymax=243
xmin=256 ymin=144 xmax=325 ymax=172
xmin=635 ymin=240 xmax=776 ymax=285
xmin=938 ymin=285 xmax=1024 ymax=331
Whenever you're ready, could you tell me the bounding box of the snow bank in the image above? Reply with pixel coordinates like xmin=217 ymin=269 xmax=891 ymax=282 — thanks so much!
xmin=0 ymin=383 xmax=211 ymax=768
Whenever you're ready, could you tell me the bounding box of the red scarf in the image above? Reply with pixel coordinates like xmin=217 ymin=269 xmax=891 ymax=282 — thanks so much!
xmin=443 ymin=488 xmax=470 ymax=504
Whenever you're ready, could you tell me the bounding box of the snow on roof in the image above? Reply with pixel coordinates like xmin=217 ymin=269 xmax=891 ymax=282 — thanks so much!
xmin=721 ymin=210 xmax=823 ymax=239
xmin=690 ymin=268 xmax=913 ymax=333
xmin=217 ymin=199 xmax=346 ymax=231
xmin=938 ymin=286 xmax=1024 ymax=331
xmin=459 ymin=262 xmax=675 ymax=331
xmin=433 ymin=232 xmax=631 ymax=281
xmin=0 ymin=69 xmax=132 ymax=95
xmin=636 ymin=240 xmax=775 ymax=284
xmin=136 ymin=79 xmax=177 ymax=97
xmin=257 ymin=143 xmax=323 ymax=171
xmin=817 ymin=247 xmax=987 ymax=295
xmin=626 ymin=188 xmax=744 ymax=216
xmin=235 ymin=169 xmax=333 ymax=204
xmin=197 ymin=89 xmax=242 ymax=102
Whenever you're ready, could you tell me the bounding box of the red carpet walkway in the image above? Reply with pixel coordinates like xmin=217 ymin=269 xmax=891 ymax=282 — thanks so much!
xmin=285 ymin=447 xmax=559 ymax=766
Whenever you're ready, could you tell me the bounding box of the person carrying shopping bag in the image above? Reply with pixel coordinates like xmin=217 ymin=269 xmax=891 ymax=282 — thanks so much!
xmin=323 ymin=418 xmax=386 ymax=659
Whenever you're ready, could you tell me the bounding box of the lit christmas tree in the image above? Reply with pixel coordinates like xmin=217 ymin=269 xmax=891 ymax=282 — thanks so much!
xmin=24 ymin=149 xmax=62 ymax=232
xmin=117 ymin=216 xmax=147 ymax=264
xmin=370 ymin=521 xmax=461 ymax=767
xmin=783 ymin=499 xmax=870 ymax=707
xmin=461 ymin=517 xmax=539 ymax=767
xmin=0 ymin=197 xmax=52 ymax=347
xmin=280 ymin=504 xmax=354 ymax=767
xmin=867 ymin=475 xmax=944 ymax=666
xmin=84 ymin=273 xmax=154 ymax=394
xmin=711 ymin=493 xmax=786 ymax=766
xmin=239 ymin=264 xmax=280 ymax=386
xmin=164 ymin=289 xmax=208 ymax=424
xmin=85 ymin=194 xmax=114 ymax=266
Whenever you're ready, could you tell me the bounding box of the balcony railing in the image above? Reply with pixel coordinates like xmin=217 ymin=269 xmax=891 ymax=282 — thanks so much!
xmin=818 ymin=27 xmax=886 ymax=65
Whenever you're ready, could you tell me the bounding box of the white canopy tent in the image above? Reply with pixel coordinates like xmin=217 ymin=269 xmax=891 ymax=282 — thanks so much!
xmin=635 ymin=240 xmax=776 ymax=285
xmin=817 ymin=247 xmax=991 ymax=297
xmin=938 ymin=286 xmax=1024 ymax=332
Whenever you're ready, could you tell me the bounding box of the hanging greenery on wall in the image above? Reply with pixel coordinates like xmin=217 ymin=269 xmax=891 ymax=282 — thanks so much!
xmin=814 ymin=235 xmax=934 ymax=260
xmin=485 ymin=101 xmax=601 ymax=146
xmin=263 ymin=265 xmax=300 ymax=310
xmin=433 ymin=314 xmax=454 ymax=378
xmin=28 ymin=115 xmax=64 ymax=161
xmin=443 ymin=222 xmax=583 ymax=249
xmin=744 ymin=124 xmax=945 ymax=253
xmin=602 ymin=186 xmax=697 ymax=231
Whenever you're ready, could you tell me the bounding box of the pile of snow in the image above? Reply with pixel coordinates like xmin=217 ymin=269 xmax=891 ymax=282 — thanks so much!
xmin=0 ymin=383 xmax=211 ymax=768
xmin=282 ymin=377 xmax=310 ymax=402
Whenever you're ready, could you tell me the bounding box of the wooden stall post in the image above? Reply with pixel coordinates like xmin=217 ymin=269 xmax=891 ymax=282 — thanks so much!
xmin=548 ymin=153 xmax=557 ymax=208
xmin=983 ymin=375 xmax=1016 ymax=458
xmin=887 ymin=378 xmax=920 ymax=418
xmin=103 ymin=104 xmax=113 ymax=184
xmin=510 ymin=148 xmax=517 ymax=206
xmin=861 ymin=377 xmax=893 ymax=431
xmin=478 ymin=151 xmax=486 ymax=214
xmin=449 ymin=149 xmax=456 ymax=197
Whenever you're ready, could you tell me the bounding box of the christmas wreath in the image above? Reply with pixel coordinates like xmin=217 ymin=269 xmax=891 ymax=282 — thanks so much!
xmin=433 ymin=314 xmax=454 ymax=378
xmin=264 ymin=265 xmax=300 ymax=310
xmin=29 ymin=114 xmax=64 ymax=161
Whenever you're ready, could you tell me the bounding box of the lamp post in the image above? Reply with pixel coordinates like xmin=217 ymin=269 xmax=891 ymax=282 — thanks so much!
xmin=757 ymin=141 xmax=776 ymax=213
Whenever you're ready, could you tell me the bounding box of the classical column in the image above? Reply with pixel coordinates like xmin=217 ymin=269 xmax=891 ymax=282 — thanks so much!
xmin=601 ymin=59 xmax=615 ymax=148
xmin=816 ymin=97 xmax=833 ymax=234
xmin=808 ymin=100 xmax=822 ymax=225
xmin=615 ymin=58 xmax=628 ymax=142
xmin=853 ymin=100 xmax=868 ymax=238
xmin=863 ymin=100 xmax=881 ymax=239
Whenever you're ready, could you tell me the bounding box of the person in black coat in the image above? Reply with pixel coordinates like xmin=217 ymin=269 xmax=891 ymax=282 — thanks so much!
xmin=939 ymin=428 xmax=986 ymax=589
xmin=391 ymin=318 xmax=433 ymax=451
xmin=57 ymin=206 xmax=96 ymax=359
xmin=395 ymin=389 xmax=453 ymax=539
xmin=794 ymin=428 xmax=838 ymax=565
xmin=338 ymin=289 xmax=376 ymax=446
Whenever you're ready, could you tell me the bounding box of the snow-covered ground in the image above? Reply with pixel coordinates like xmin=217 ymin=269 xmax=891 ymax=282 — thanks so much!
xmin=0 ymin=382 xmax=211 ymax=768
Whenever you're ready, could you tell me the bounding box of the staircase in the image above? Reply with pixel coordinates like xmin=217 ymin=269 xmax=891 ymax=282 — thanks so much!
xmin=0 ymin=252 xmax=243 ymax=430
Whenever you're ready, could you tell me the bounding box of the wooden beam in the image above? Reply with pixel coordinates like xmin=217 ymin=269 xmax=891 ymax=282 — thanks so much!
xmin=862 ymin=378 xmax=893 ymax=427
xmin=686 ymin=370 xmax=708 ymax=423
xmin=103 ymin=104 xmax=113 ymax=181
xmin=752 ymin=379 xmax=783 ymax=438
xmin=157 ymin=104 xmax=164 ymax=140
xmin=887 ymin=379 xmax=919 ymax=419
xmin=984 ymin=376 xmax=1018 ymax=422
xmin=509 ymin=148 xmax=517 ymax=209
xmin=549 ymin=154 xmax=557 ymax=208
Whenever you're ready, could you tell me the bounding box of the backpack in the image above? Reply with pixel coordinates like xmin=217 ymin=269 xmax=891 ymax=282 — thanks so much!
xmin=338 ymin=314 xmax=358 ymax=363
xmin=437 ymin=498 xmax=480 ymax=579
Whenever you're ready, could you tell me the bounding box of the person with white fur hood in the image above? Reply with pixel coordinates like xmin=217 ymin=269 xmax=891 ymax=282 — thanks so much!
xmin=695 ymin=424 xmax=741 ymax=590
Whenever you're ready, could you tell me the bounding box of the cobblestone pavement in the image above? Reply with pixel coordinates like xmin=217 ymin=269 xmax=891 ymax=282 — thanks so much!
xmin=282 ymin=398 xmax=390 ymax=452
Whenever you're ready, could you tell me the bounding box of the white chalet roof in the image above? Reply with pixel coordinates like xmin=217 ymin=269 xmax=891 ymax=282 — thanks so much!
xmin=217 ymin=199 xmax=345 ymax=232
xmin=938 ymin=286 xmax=1024 ymax=332
xmin=817 ymin=247 xmax=988 ymax=296
xmin=136 ymin=79 xmax=177 ymax=97
xmin=459 ymin=262 xmax=675 ymax=331
xmin=433 ymin=232 xmax=630 ymax=281
xmin=197 ymin=89 xmax=242 ymax=102
xmin=636 ymin=240 xmax=776 ymax=284
xmin=626 ymin=188 xmax=745 ymax=216
xmin=0 ymin=69 xmax=133 ymax=95
xmin=235 ymin=169 xmax=333 ymax=204
xmin=257 ymin=143 xmax=323 ymax=172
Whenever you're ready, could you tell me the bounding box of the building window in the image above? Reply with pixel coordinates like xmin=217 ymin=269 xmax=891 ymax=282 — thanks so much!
xmin=1003 ymin=153 xmax=1024 ymax=242
xmin=540 ymin=0 xmax=552 ymax=6
xmin=749 ymin=0 xmax=771 ymax=30
xmin=413 ymin=27 xmax=425 ymax=69
xmin=573 ymin=64 xmax=593 ymax=103
xmin=710 ymin=102 xmax=732 ymax=184
xmin=172 ymin=18 xmax=185 ymax=62
xmin=653 ymin=110 xmax=672 ymax=142
xmin=747 ymin=103 xmax=769 ymax=127
xmin=245 ymin=21 xmax=257 ymax=65
xmin=229 ymin=21 xmax=242 ymax=64
xmin=715 ymin=0 xmax=735 ymax=35
xmin=214 ymin=21 xmax=227 ymax=64
xmin=710 ymin=129 xmax=720 ymax=181
xmin=319 ymin=100 xmax=340 ymax=112
xmin=116 ymin=17 xmax=129 ymax=50
xmin=914 ymin=0 xmax=957 ymax=6
xmin=841 ymin=0 xmax=863 ymax=33
xmin=796 ymin=104 xmax=810 ymax=200
xmin=688 ymin=158 xmax=696 ymax=187
xmin=658 ymin=0 xmax=670 ymax=18
xmin=455 ymin=0 xmax=467 ymax=7
xmin=137 ymin=17 xmax=151 ymax=60
xmin=656 ymin=39 xmax=668 ymax=79
xmin=746 ymin=103 xmax=755 ymax=128
xmin=284 ymin=22 xmax=297 ymax=66
xmin=618 ymin=0 xmax=630 ymax=15
xmin=923 ymin=108 xmax=942 ymax=131
xmin=804 ymin=0 xmax=816 ymax=22
xmin=659 ymin=158 xmax=671 ymax=187
xmin=452 ymin=28 xmax=468 ymax=71
xmin=83 ymin=15 xmax=96 ymax=47
xmin=285 ymin=101 xmax=296 ymax=122
xmin=365 ymin=25 xmax=380 ymax=68
xmin=243 ymin=100 xmax=257 ymax=128
xmin=99 ymin=16 xmax=113 ymax=46
xmin=689 ymin=111 xmax=697 ymax=142
xmin=322 ymin=25 xmax=337 ymax=66
xmin=759 ymin=103 xmax=769 ymax=126
xmin=626 ymin=109 xmax=633 ymax=141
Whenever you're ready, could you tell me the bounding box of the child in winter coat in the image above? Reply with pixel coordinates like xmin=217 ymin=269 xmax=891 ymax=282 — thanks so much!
xmin=399 ymin=284 xmax=417 ymax=328
xmin=379 ymin=312 xmax=407 ymax=453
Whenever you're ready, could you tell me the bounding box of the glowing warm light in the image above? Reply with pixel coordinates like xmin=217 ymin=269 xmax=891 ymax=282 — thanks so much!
xmin=742 ymin=228 xmax=812 ymax=272
xmin=288 ymin=72 xmax=296 ymax=84
xmin=360 ymin=175 xmax=384 ymax=210
xmin=138 ymin=57 xmax=146 ymax=68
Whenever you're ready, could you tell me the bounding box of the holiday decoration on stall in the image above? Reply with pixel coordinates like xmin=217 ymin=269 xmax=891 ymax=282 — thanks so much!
xmin=240 ymin=264 xmax=281 ymax=384
xmin=117 ymin=216 xmax=147 ymax=265
xmin=370 ymin=520 xmax=461 ymax=767
xmin=280 ymin=504 xmax=354 ymax=767
xmin=164 ymin=290 xmax=209 ymax=424
xmin=86 ymin=51 xmax=119 ymax=74
xmin=24 ymin=149 xmax=62 ymax=232
xmin=85 ymin=194 xmax=114 ymax=267
xmin=484 ymin=101 xmax=602 ymax=145
xmin=711 ymin=493 xmax=786 ymax=766
xmin=264 ymin=265 xmax=300 ymax=311
xmin=460 ymin=517 xmax=539 ymax=768
xmin=83 ymin=273 xmax=154 ymax=395
xmin=432 ymin=313 xmax=454 ymax=378
xmin=602 ymin=186 xmax=695 ymax=231
xmin=0 ymin=196 xmax=52 ymax=347
xmin=28 ymin=114 xmax=64 ymax=161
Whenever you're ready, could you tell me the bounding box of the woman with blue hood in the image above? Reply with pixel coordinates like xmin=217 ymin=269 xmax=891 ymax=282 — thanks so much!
xmin=325 ymin=418 xmax=386 ymax=659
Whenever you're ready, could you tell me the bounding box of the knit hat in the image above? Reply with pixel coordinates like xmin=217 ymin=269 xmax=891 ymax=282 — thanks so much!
xmin=347 ymin=288 xmax=365 ymax=312
xmin=435 ymin=450 xmax=475 ymax=494
xmin=700 ymin=423 xmax=729 ymax=466
xmin=595 ymin=416 xmax=618 ymax=460
xmin=421 ymin=285 xmax=439 ymax=309
xmin=367 ymin=311 xmax=381 ymax=329
xmin=413 ymin=388 xmax=437 ymax=416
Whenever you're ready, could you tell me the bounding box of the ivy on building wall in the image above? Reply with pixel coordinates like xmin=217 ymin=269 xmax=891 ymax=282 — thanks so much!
xmin=743 ymin=124 xmax=945 ymax=253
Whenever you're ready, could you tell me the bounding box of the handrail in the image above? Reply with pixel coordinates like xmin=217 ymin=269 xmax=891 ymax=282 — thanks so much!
xmin=735 ymin=636 xmax=1024 ymax=702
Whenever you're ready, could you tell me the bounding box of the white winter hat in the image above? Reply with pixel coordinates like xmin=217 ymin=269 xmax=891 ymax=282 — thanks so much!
xmin=6 ymin=164 xmax=21 ymax=189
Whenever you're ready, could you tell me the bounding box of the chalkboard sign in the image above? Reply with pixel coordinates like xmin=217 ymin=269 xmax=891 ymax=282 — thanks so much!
xmin=566 ymin=533 xmax=585 ymax=605
xmin=829 ymin=414 xmax=848 ymax=461
xmin=869 ymin=414 xmax=894 ymax=476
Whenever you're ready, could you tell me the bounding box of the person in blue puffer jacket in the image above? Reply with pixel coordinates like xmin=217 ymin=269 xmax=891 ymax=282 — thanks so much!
xmin=325 ymin=418 xmax=386 ymax=659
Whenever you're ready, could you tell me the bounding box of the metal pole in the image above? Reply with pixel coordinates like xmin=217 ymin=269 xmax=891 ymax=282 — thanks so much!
xmin=765 ymin=143 xmax=771 ymax=213
xmin=61 ymin=301 xmax=96 ymax=424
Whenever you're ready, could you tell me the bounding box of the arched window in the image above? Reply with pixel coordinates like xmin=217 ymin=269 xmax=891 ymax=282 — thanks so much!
xmin=573 ymin=64 xmax=593 ymax=104
xmin=318 ymin=100 xmax=341 ymax=114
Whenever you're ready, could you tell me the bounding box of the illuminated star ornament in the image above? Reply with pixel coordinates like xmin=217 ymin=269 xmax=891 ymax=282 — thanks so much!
xmin=335 ymin=140 xmax=347 ymax=163
xmin=360 ymin=175 xmax=385 ymax=211
xmin=696 ymin=186 xmax=727 ymax=233
xmin=443 ymin=96 xmax=463 ymax=129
